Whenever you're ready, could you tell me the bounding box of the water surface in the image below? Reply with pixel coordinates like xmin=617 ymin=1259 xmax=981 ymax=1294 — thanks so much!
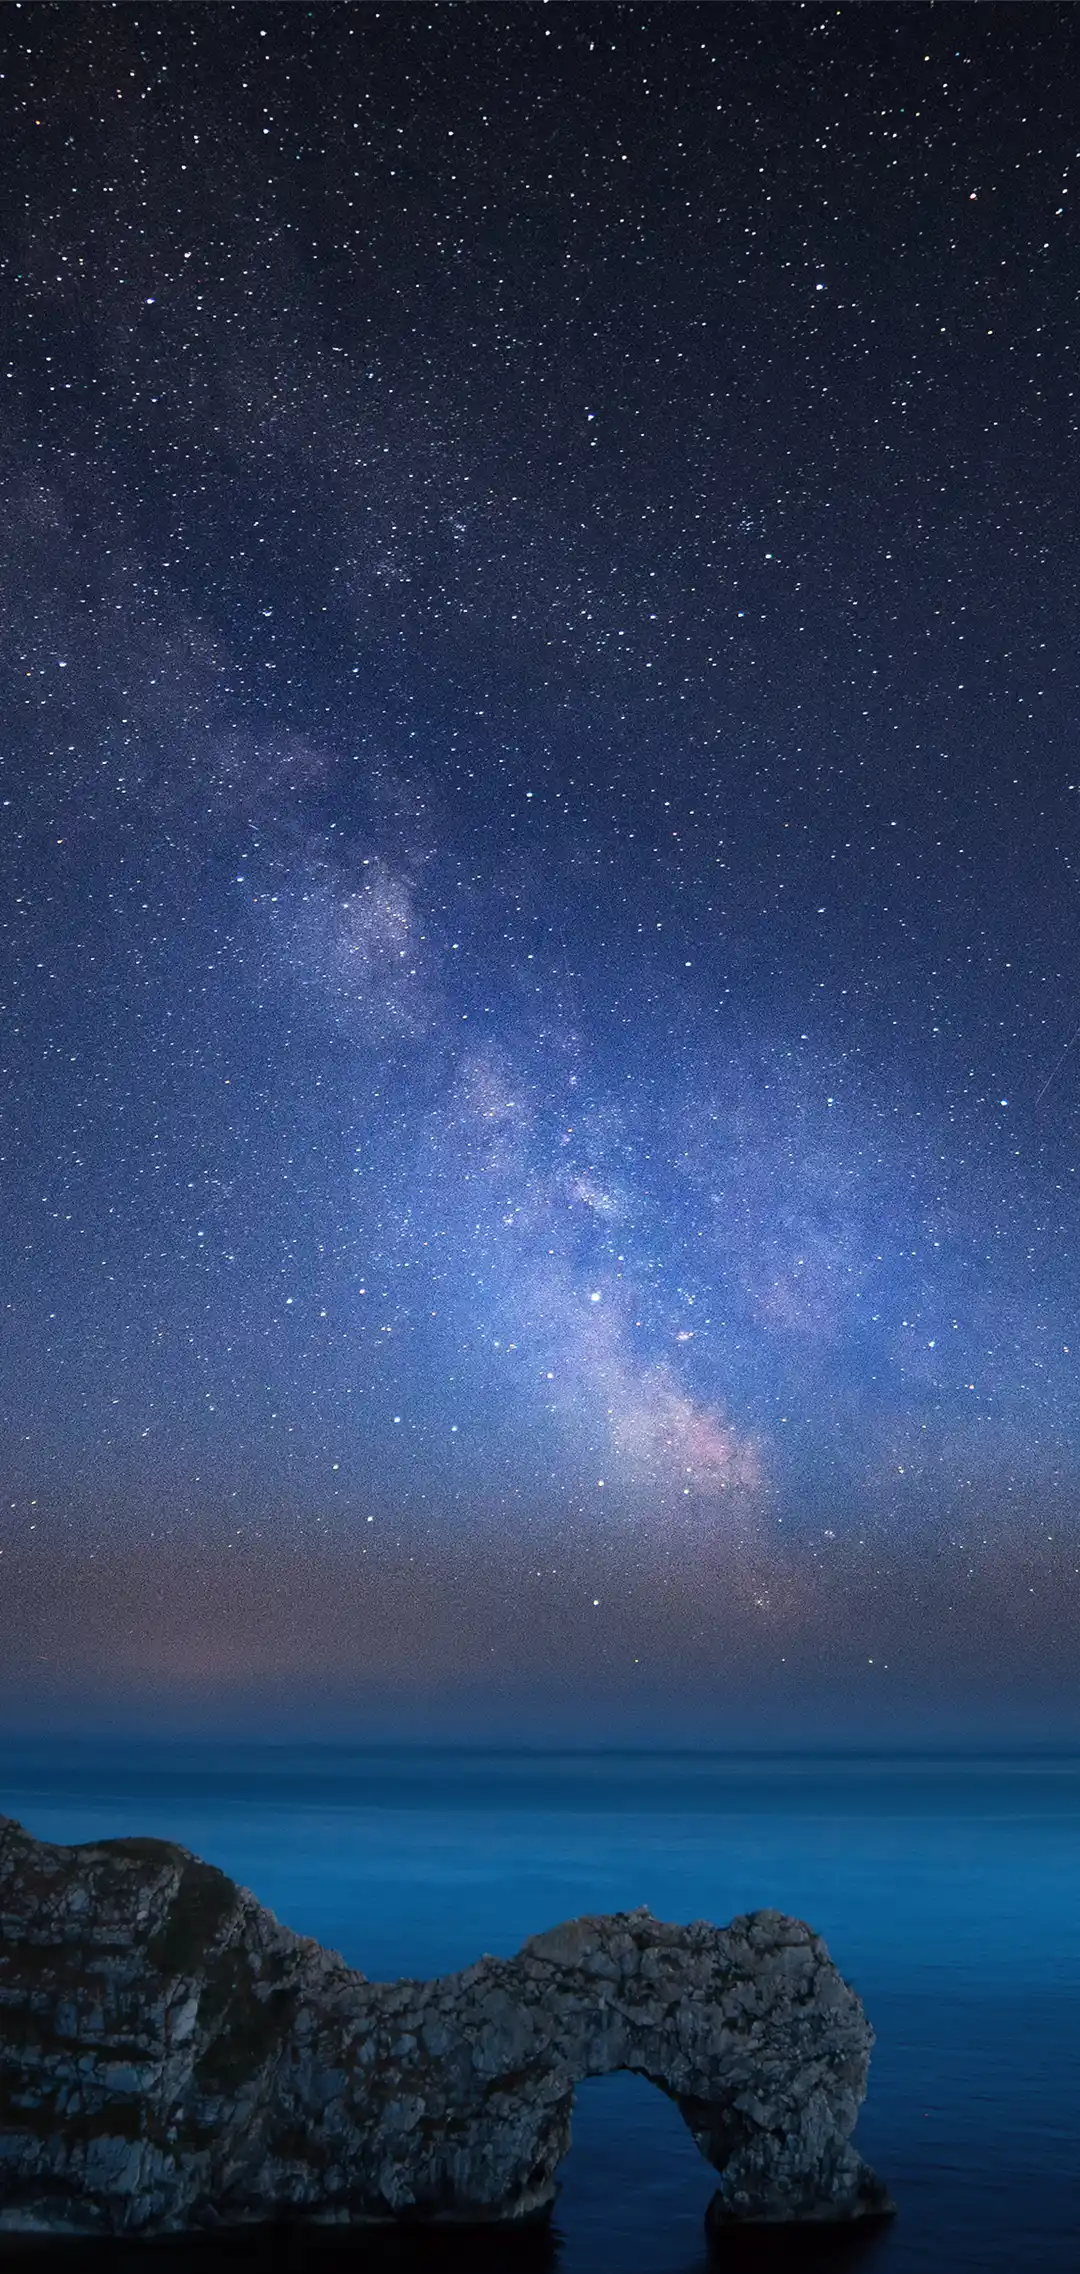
xmin=2 ymin=1744 xmax=1078 ymax=2272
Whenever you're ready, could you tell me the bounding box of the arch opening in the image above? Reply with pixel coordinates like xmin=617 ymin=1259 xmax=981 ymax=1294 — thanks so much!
xmin=553 ymin=2069 xmax=718 ymax=2254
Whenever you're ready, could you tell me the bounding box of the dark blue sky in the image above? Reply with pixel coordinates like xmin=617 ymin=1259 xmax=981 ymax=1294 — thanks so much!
xmin=3 ymin=2 xmax=1080 ymax=1739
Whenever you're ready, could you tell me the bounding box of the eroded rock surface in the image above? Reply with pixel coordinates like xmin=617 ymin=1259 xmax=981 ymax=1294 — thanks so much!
xmin=0 ymin=1813 xmax=893 ymax=2237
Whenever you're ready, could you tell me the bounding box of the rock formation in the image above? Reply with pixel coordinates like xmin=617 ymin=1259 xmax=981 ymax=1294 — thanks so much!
xmin=0 ymin=1813 xmax=893 ymax=2239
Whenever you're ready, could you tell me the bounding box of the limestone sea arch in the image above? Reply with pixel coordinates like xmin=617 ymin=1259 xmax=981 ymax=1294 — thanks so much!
xmin=0 ymin=1814 xmax=894 ymax=2239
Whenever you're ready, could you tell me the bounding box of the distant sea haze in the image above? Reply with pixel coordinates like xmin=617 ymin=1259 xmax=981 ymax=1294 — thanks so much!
xmin=1 ymin=1742 xmax=1077 ymax=2272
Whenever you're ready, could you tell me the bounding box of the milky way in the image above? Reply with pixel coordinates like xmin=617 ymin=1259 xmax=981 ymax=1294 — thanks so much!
xmin=3 ymin=4 xmax=1080 ymax=1737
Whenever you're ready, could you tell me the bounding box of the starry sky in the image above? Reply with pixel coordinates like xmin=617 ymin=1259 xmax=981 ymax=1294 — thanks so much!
xmin=3 ymin=1 xmax=1080 ymax=1743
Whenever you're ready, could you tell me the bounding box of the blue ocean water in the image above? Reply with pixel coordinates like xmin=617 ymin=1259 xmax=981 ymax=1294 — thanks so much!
xmin=1 ymin=1743 xmax=1078 ymax=2272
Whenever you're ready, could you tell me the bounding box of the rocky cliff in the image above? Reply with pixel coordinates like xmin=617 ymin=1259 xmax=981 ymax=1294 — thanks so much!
xmin=0 ymin=1813 xmax=893 ymax=2239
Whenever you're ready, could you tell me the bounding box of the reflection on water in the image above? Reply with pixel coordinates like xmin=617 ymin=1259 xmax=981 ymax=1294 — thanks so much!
xmin=0 ymin=2215 xmax=897 ymax=2274
xmin=0 ymin=2230 xmax=563 ymax=2274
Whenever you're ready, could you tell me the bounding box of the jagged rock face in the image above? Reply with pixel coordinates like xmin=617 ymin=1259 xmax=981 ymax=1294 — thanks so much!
xmin=0 ymin=1814 xmax=893 ymax=2237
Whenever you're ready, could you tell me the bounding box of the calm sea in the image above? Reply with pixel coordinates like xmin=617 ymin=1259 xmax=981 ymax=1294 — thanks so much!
xmin=1 ymin=1744 xmax=1078 ymax=2273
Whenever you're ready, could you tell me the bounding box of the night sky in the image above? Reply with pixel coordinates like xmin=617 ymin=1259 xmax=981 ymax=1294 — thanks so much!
xmin=3 ymin=2 xmax=1080 ymax=1741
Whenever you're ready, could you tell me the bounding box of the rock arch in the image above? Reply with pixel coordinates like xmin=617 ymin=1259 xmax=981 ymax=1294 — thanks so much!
xmin=0 ymin=1816 xmax=893 ymax=2237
